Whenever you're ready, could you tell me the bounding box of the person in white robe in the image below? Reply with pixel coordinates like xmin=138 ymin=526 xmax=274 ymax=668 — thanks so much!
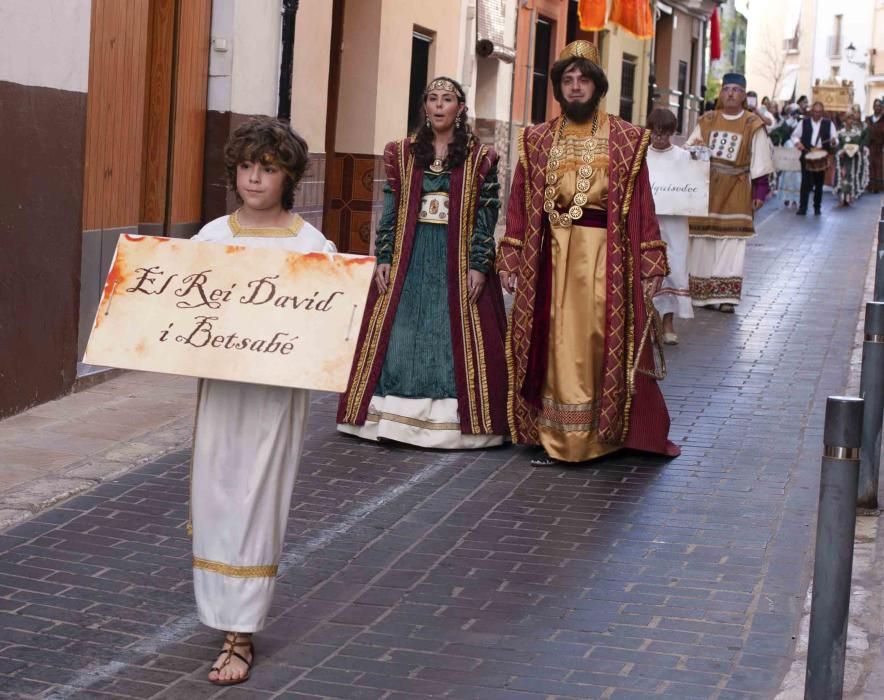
xmin=190 ymin=117 xmax=335 ymax=686
xmin=646 ymin=108 xmax=694 ymax=345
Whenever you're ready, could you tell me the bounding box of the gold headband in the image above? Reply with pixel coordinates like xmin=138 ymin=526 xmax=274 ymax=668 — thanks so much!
xmin=558 ymin=40 xmax=601 ymax=66
xmin=425 ymin=78 xmax=461 ymax=97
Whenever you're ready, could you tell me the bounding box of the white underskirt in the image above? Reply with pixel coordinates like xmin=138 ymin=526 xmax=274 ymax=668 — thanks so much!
xmin=687 ymin=237 xmax=747 ymax=307
xmin=653 ymin=215 xmax=694 ymax=319
xmin=337 ymin=395 xmax=504 ymax=449
xmin=191 ymin=379 xmax=309 ymax=633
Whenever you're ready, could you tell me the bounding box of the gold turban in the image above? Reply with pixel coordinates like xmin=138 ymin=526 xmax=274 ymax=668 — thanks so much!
xmin=558 ymin=40 xmax=601 ymax=67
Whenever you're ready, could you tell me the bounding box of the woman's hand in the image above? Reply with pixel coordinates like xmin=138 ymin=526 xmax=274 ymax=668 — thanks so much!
xmin=468 ymin=269 xmax=486 ymax=303
xmin=375 ymin=263 xmax=391 ymax=294
xmin=499 ymin=270 xmax=517 ymax=294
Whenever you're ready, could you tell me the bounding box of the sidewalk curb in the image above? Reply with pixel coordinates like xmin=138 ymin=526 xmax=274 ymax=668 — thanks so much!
xmin=0 ymin=414 xmax=193 ymax=532
xmin=776 ymin=209 xmax=884 ymax=699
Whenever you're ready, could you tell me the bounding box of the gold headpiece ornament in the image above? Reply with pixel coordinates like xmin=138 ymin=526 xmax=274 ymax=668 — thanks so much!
xmin=558 ymin=40 xmax=601 ymax=67
xmin=425 ymin=78 xmax=461 ymax=97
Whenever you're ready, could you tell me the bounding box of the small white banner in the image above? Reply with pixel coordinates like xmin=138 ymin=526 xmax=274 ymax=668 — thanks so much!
xmin=649 ymin=158 xmax=710 ymax=216
xmin=84 ymin=235 xmax=375 ymax=392
xmin=773 ymin=147 xmax=802 ymax=172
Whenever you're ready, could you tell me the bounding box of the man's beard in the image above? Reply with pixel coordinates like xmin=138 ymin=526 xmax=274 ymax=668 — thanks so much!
xmin=560 ymin=93 xmax=602 ymax=123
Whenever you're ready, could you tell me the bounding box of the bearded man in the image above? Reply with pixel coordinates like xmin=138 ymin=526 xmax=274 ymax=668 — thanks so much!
xmin=686 ymin=73 xmax=773 ymax=312
xmin=497 ymin=40 xmax=679 ymax=465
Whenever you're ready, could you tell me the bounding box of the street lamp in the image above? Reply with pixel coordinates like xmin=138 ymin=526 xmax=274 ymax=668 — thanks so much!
xmin=846 ymin=43 xmax=868 ymax=69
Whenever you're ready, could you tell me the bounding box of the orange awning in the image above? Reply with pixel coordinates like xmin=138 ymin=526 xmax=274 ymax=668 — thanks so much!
xmin=609 ymin=0 xmax=654 ymax=40
xmin=577 ymin=0 xmax=606 ymax=31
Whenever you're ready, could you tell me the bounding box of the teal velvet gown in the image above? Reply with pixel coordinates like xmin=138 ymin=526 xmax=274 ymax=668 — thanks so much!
xmin=337 ymin=165 xmax=503 ymax=448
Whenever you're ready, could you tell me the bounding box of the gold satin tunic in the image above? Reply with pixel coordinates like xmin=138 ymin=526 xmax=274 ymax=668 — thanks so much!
xmin=539 ymin=114 xmax=619 ymax=462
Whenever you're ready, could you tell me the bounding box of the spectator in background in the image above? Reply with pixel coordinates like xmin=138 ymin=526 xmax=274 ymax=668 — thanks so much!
xmin=866 ymin=99 xmax=884 ymax=193
xmin=748 ymin=91 xmax=775 ymax=127
xmin=797 ymin=95 xmax=810 ymax=117
xmin=834 ymin=111 xmax=869 ymax=207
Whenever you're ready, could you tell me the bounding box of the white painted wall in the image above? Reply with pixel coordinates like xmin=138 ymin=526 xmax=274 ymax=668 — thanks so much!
xmin=231 ymin=0 xmax=281 ymax=116
xmin=811 ymin=0 xmax=875 ymax=114
xmin=209 ymin=0 xmax=281 ymax=115
xmin=208 ymin=0 xmax=235 ymax=112
xmin=290 ymin=0 xmax=333 ymax=152
xmin=0 ymin=0 xmax=91 ymax=92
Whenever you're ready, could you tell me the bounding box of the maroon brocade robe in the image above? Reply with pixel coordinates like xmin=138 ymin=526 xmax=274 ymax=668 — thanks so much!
xmin=497 ymin=115 xmax=679 ymax=457
xmin=337 ymin=139 xmax=509 ymax=436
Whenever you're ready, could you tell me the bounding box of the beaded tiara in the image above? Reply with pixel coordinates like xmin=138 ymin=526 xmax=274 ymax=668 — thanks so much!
xmin=424 ymin=78 xmax=464 ymax=100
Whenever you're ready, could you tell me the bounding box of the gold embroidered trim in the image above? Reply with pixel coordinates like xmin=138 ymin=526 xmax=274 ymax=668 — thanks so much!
xmin=640 ymin=240 xmax=667 ymax=251
xmin=193 ymin=556 xmax=278 ymax=578
xmin=458 ymin=148 xmax=481 ymax=431
xmin=620 ymin=126 xmax=650 ymax=441
xmin=499 ymin=236 xmax=524 ymax=249
xmin=228 ymin=210 xmax=304 ymax=238
xmin=622 ymin=130 xmax=650 ymax=219
xmin=475 ymin=149 xmax=494 ymax=433
xmin=367 ymin=410 xmax=461 ymax=431
xmin=344 ymin=143 xmax=412 ymax=423
xmin=518 ymin=129 xmax=532 ymax=242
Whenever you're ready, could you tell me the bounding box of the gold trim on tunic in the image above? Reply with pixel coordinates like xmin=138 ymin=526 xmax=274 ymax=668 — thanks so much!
xmin=193 ymin=556 xmax=278 ymax=578
xmin=228 ymin=210 xmax=305 ymax=238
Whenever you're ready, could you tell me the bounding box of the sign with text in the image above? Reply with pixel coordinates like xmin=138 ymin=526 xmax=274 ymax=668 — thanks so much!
xmin=84 ymin=235 xmax=375 ymax=392
xmin=649 ymin=158 xmax=710 ymax=216
xmin=773 ymin=146 xmax=802 ymax=172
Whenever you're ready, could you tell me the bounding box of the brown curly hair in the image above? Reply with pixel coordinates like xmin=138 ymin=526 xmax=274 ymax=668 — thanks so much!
xmin=224 ymin=117 xmax=309 ymax=211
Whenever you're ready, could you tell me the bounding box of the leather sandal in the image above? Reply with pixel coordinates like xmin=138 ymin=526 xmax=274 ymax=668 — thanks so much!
xmin=209 ymin=632 xmax=254 ymax=686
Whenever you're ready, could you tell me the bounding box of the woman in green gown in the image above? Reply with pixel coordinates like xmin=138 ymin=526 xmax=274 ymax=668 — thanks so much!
xmin=337 ymin=77 xmax=508 ymax=448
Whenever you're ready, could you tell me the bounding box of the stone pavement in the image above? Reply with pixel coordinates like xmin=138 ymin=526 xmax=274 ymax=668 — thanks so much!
xmin=0 ymin=194 xmax=880 ymax=699
xmin=0 ymin=374 xmax=196 ymax=532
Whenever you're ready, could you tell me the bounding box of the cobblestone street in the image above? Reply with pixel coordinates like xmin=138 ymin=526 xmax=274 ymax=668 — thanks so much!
xmin=0 ymin=195 xmax=880 ymax=699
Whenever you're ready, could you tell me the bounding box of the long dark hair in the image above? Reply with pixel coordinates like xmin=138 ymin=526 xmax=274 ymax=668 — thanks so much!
xmin=410 ymin=76 xmax=473 ymax=170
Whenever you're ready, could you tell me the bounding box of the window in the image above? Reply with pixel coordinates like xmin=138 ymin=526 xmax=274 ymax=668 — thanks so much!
xmin=531 ymin=17 xmax=553 ymax=124
xmin=407 ymin=31 xmax=433 ymax=134
xmin=677 ymin=60 xmax=688 ymax=133
xmin=620 ymin=54 xmax=637 ymax=122
xmin=828 ymin=15 xmax=843 ymax=58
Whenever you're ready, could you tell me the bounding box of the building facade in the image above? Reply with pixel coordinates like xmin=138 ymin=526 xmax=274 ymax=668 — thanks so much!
xmin=652 ymin=1 xmax=719 ymax=138
xmin=747 ymin=0 xmax=884 ymax=114
xmin=1 ymin=0 xmax=680 ymax=419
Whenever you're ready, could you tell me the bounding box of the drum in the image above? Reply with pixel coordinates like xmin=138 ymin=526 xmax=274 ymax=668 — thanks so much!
xmin=805 ymin=148 xmax=831 ymax=172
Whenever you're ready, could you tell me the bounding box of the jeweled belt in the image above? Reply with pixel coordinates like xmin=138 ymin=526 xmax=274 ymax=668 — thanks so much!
xmin=553 ymin=207 xmax=607 ymax=228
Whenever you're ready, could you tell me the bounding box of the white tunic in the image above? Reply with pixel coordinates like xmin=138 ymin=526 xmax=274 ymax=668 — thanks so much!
xmin=646 ymin=145 xmax=694 ymax=319
xmin=190 ymin=213 xmax=334 ymax=633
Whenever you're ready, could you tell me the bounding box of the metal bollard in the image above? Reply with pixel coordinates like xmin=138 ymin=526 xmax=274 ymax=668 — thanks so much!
xmin=805 ymin=396 xmax=863 ymax=700
xmin=858 ymin=302 xmax=884 ymax=509
xmin=875 ymin=221 xmax=884 ymax=302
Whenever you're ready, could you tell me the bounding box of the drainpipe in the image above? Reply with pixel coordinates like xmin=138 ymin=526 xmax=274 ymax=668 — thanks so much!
xmin=523 ymin=5 xmax=537 ymax=126
xmin=277 ymin=0 xmax=299 ymax=121
xmin=504 ymin=1 xmax=521 ymax=208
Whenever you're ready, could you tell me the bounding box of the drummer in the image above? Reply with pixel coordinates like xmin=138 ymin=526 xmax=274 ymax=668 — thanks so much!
xmin=792 ymin=100 xmax=836 ymax=216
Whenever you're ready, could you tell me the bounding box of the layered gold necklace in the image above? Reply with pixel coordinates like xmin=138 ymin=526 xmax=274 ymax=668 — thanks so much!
xmin=543 ymin=113 xmax=600 ymax=229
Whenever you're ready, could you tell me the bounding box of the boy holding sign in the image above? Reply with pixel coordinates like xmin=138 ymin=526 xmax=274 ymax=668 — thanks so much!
xmin=190 ymin=118 xmax=335 ymax=685
xmin=646 ymin=108 xmax=694 ymax=344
